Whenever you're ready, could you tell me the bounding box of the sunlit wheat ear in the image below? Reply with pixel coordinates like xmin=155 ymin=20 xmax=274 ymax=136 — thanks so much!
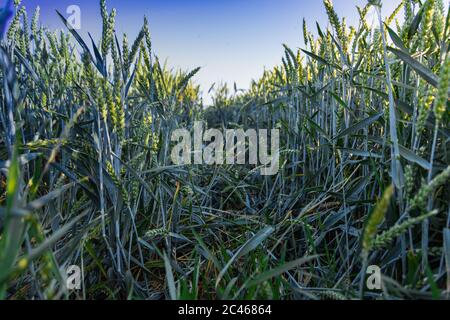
xmin=432 ymin=0 xmax=445 ymax=40
xmin=421 ymin=0 xmax=435 ymax=50
xmin=385 ymin=1 xmax=403 ymax=26
xmin=362 ymin=185 xmax=394 ymax=256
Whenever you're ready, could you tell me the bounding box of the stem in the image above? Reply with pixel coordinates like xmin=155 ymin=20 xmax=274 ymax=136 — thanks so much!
xmin=376 ymin=5 xmax=403 ymax=197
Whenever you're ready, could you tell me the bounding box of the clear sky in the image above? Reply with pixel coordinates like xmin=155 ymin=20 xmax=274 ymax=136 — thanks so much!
xmin=19 ymin=0 xmax=406 ymax=103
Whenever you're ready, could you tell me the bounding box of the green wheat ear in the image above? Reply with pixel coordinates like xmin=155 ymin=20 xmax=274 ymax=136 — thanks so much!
xmin=321 ymin=291 xmax=347 ymax=300
xmin=410 ymin=166 xmax=450 ymax=212
xmin=302 ymin=18 xmax=308 ymax=46
xmin=371 ymin=210 xmax=438 ymax=250
xmin=367 ymin=0 xmax=382 ymax=6
xmin=434 ymin=56 xmax=450 ymax=124
xmin=323 ymin=0 xmax=344 ymax=49
xmin=433 ymin=0 xmax=445 ymax=40
xmin=386 ymin=1 xmax=403 ymax=26
xmin=421 ymin=0 xmax=435 ymax=49
xmin=362 ymin=185 xmax=394 ymax=255
xmin=144 ymin=228 xmax=169 ymax=240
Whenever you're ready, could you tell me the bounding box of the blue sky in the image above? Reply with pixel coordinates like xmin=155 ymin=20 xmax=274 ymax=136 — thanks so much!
xmin=19 ymin=0 xmax=405 ymax=103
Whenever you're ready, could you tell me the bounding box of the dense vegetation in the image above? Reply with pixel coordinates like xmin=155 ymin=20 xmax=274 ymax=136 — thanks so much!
xmin=0 ymin=0 xmax=449 ymax=300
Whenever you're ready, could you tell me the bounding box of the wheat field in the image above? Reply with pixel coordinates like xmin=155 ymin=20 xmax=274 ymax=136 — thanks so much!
xmin=0 ymin=0 xmax=449 ymax=300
